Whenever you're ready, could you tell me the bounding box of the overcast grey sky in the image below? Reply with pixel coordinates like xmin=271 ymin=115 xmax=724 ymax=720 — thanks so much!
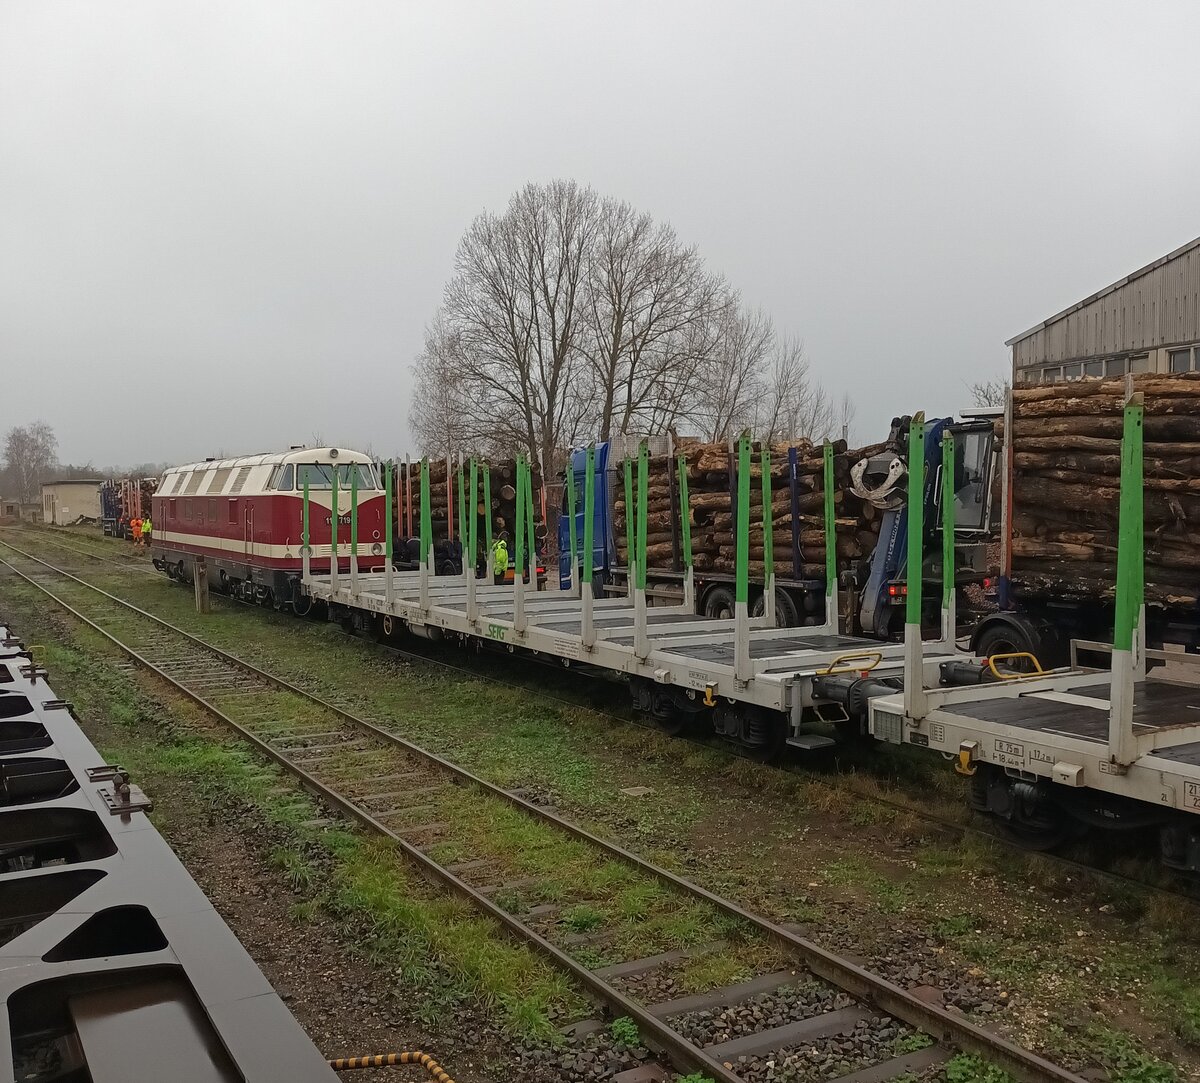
xmin=3 ymin=1 xmax=1199 ymax=468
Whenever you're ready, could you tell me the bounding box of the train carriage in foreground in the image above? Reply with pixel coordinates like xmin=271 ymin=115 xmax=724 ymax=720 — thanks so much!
xmin=151 ymin=447 xmax=385 ymax=611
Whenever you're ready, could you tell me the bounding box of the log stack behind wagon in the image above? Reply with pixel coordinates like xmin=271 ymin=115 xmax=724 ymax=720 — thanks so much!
xmin=611 ymin=439 xmax=885 ymax=582
xmin=1009 ymin=372 xmax=1200 ymax=607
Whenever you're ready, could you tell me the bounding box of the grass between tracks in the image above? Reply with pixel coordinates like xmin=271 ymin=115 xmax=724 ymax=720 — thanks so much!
xmin=0 ymin=578 xmax=585 ymax=1042
xmin=3 ymin=526 xmax=1197 ymax=1081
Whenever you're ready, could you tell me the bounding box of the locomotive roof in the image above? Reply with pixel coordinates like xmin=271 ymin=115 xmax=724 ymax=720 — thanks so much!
xmin=162 ymin=447 xmax=375 ymax=476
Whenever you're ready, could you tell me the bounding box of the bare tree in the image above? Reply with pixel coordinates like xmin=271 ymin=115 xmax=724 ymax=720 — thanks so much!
xmin=409 ymin=312 xmax=474 ymax=458
xmin=409 ymin=179 xmax=824 ymax=463
xmin=585 ymin=200 xmax=722 ymax=441
xmin=968 ymin=377 xmax=1010 ymax=408
xmin=3 ymin=421 xmax=58 ymax=502
xmin=836 ymin=392 xmax=857 ymax=443
xmin=695 ymin=301 xmax=774 ymax=441
xmin=437 ymin=179 xmax=598 ymax=469
xmin=753 ymin=335 xmax=834 ymax=443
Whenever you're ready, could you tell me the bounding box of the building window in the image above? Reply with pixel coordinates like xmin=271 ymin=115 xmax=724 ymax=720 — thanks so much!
xmin=1041 ymin=367 xmax=1061 ymax=383
xmin=1062 ymin=362 xmax=1082 ymax=380
xmin=1105 ymin=357 xmax=1127 ymax=376
xmin=1129 ymin=354 xmax=1151 ymax=373
xmin=1083 ymin=359 xmax=1104 ymax=377
xmin=1170 ymin=348 xmax=1194 ymax=373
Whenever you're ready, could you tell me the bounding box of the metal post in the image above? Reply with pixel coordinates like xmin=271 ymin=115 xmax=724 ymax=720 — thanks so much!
xmin=822 ymin=442 xmax=836 ymax=632
xmin=634 ymin=442 xmax=650 ymax=661
xmin=513 ymin=455 xmax=526 ymax=633
xmin=466 ymin=458 xmax=479 ymax=623
xmin=734 ymin=435 xmax=752 ymax=683
xmin=456 ymin=455 xmax=466 ymax=583
xmin=1109 ymin=396 xmax=1144 ymax=765
xmin=330 ymin=463 xmax=340 ymax=594
xmin=902 ymin=416 xmax=927 ymax=719
xmin=761 ymin=445 xmax=776 ymax=624
xmin=940 ymin=432 xmax=956 ymax=645
xmin=539 ymin=450 xmax=548 ymax=528
xmin=667 ymin=433 xmax=680 ymax=572
xmin=384 ymin=460 xmax=394 ymax=608
xmin=677 ymin=452 xmax=694 ymax=612
xmin=350 ymin=464 xmax=359 ymax=596
xmin=565 ymin=454 xmax=579 ymax=596
xmin=301 ymin=474 xmax=311 ymax=585
xmin=788 ymin=446 xmax=801 ymax=579
xmin=419 ymin=458 xmax=431 ymax=612
xmin=194 ymin=556 xmax=210 ymax=614
xmin=624 ymin=456 xmax=635 ymax=598
xmin=402 ymin=456 xmax=409 ymax=538
xmin=998 ymin=390 xmax=1013 ymax=610
xmin=483 ymin=462 xmax=494 ymax=578
xmin=582 ymin=444 xmax=597 ymax=649
xmin=445 ymin=454 xmax=454 ymax=549
xmin=525 ymin=459 xmax=538 ymax=593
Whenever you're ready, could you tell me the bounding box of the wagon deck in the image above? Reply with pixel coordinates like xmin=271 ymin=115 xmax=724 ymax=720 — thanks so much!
xmin=303 ymin=566 xmax=951 ymax=729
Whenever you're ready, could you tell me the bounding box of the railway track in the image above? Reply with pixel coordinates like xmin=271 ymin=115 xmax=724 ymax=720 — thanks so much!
xmin=3 ymin=527 xmax=1189 ymax=906
xmin=2 ymin=524 xmax=158 ymax=576
xmin=0 ymin=542 xmax=1085 ymax=1083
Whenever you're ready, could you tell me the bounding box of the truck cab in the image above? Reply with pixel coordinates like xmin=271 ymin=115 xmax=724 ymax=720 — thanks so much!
xmin=852 ymin=412 xmax=998 ymax=639
xmin=558 ymin=417 xmax=999 ymax=641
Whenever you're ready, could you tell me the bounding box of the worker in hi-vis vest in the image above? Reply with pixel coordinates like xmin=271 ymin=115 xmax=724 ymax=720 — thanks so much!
xmin=492 ymin=537 xmax=509 ymax=584
xmin=141 ymin=517 xmax=152 ymax=545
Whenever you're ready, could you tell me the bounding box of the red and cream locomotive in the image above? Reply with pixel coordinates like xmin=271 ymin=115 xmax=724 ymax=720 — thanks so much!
xmin=151 ymin=446 xmax=386 ymax=611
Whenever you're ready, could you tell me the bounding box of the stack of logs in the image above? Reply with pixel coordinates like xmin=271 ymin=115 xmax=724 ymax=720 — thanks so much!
xmin=393 ymin=459 xmax=545 ymax=547
xmin=1009 ymin=373 xmax=1200 ymax=605
xmin=612 ymin=440 xmax=885 ymax=580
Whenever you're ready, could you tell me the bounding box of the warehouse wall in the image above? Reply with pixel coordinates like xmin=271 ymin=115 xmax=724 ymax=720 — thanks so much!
xmin=1011 ymin=239 xmax=1200 ymax=383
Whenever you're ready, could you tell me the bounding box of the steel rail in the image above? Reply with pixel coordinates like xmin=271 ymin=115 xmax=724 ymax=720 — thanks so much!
xmin=13 ymin=526 xmax=1181 ymax=909
xmin=0 ymin=554 xmax=742 ymax=1083
xmin=0 ymin=541 xmax=1087 ymax=1083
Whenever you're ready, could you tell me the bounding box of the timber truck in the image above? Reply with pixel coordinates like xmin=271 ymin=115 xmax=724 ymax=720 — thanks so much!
xmin=557 ymin=413 xmax=1000 ymax=640
xmin=969 ymin=372 xmax=1200 ymax=666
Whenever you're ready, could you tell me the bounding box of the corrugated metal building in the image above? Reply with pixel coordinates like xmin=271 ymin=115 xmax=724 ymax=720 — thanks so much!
xmin=41 ymin=479 xmax=103 ymax=525
xmin=1008 ymin=235 xmax=1200 ymax=384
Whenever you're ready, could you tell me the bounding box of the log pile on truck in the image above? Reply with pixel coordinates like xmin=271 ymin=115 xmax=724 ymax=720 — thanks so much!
xmin=611 ymin=439 xmax=885 ymax=580
xmin=1008 ymin=372 xmax=1200 ymax=606
xmin=393 ymin=458 xmax=546 ymax=545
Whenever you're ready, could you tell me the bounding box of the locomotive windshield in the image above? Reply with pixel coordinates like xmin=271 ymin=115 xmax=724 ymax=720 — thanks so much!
xmin=294 ymin=463 xmax=378 ymax=491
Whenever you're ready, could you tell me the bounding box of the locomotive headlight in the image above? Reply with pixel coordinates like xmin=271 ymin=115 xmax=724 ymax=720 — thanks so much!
xmin=371 ymin=542 xmax=383 ymax=555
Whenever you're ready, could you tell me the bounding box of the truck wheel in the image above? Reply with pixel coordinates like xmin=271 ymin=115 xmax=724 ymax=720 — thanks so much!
xmin=973 ymin=621 xmax=1037 ymax=670
xmin=703 ymin=586 xmax=736 ymax=620
xmin=750 ymin=589 xmax=800 ymax=627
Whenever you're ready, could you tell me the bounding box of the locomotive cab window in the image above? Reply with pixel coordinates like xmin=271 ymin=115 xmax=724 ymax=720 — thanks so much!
xmin=270 ymin=464 xmax=295 ymax=491
xmin=296 ymin=463 xmax=378 ymax=491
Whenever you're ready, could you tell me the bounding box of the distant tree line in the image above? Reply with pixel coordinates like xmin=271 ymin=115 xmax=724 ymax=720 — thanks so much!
xmin=409 ymin=180 xmax=848 ymax=466
xmin=1 ymin=421 xmax=169 ymax=503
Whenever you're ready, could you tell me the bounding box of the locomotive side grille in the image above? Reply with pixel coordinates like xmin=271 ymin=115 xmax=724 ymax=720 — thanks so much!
xmin=182 ymin=472 xmax=206 ymax=495
xmin=228 ymin=466 xmax=253 ymax=494
xmin=205 ymin=467 xmax=234 ymax=494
